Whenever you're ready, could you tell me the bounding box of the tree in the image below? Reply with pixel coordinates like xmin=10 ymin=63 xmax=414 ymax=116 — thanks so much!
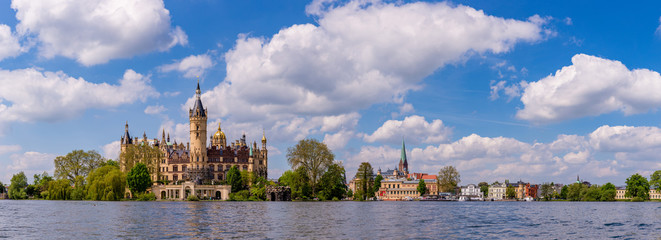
xmin=226 ymin=166 xmax=243 ymax=193
xmin=373 ymin=174 xmax=383 ymax=194
xmin=600 ymin=182 xmax=616 ymax=201
xmin=119 ymin=144 xmax=161 ymax=178
xmin=540 ymin=183 xmax=553 ymax=201
xmin=478 ymin=182 xmax=489 ymax=197
xmin=9 ymin=172 xmax=28 ymax=199
xmin=127 ymin=163 xmax=152 ymax=195
xmin=417 ymin=179 xmax=428 ymax=196
xmin=318 ymin=162 xmax=347 ymax=201
xmin=567 ymin=183 xmax=585 ymax=201
xmin=54 ymin=150 xmax=106 ymax=184
xmin=86 ymin=165 xmax=126 ymax=201
xmin=625 ymin=173 xmax=650 ymax=200
xmin=506 ymin=185 xmax=516 ymax=199
xmin=104 ymin=159 xmax=119 ymax=167
xmin=278 ymin=167 xmax=311 ymax=200
xmin=354 ymin=162 xmax=374 ymax=201
xmin=560 ymin=185 xmax=569 ymax=199
xmin=48 ymin=179 xmax=72 ymax=200
xmin=437 ymin=166 xmax=460 ymax=193
xmin=70 ymin=175 xmax=86 ymax=200
xmin=286 ymin=139 xmax=335 ymax=195
xmin=650 ymin=170 xmax=661 ymax=190
xmin=581 ymin=186 xmax=602 ymax=201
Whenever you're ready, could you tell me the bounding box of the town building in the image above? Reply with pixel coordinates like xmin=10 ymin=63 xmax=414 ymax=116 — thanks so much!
xmin=615 ymin=187 xmax=661 ymax=200
xmin=488 ymin=182 xmax=507 ymax=200
xmin=119 ymin=82 xmax=268 ymax=200
xmin=460 ymin=184 xmax=482 ymax=199
xmin=377 ymin=178 xmax=438 ymax=200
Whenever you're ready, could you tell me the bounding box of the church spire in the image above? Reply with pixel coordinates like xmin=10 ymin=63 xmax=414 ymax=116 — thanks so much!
xmin=401 ymin=138 xmax=408 ymax=174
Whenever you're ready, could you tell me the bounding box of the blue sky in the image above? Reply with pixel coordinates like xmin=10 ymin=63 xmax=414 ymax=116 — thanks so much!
xmin=1 ymin=0 xmax=661 ymax=186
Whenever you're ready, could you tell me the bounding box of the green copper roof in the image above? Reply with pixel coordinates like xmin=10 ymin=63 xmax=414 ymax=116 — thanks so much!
xmin=401 ymin=139 xmax=407 ymax=162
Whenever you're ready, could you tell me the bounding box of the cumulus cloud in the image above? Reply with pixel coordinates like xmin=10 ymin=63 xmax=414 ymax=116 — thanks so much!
xmin=517 ymin=54 xmax=661 ymax=123
xmin=159 ymin=54 xmax=215 ymax=78
xmin=144 ymin=105 xmax=167 ymax=115
xmin=0 ymin=144 xmax=22 ymax=155
xmin=2 ymin=151 xmax=56 ymax=183
xmin=0 ymin=68 xmax=159 ymax=124
xmin=102 ymin=140 xmax=121 ymax=160
xmin=323 ymin=130 xmax=355 ymax=151
xmin=11 ymin=0 xmax=187 ymax=65
xmin=0 ymin=24 xmax=23 ymax=61
xmin=363 ymin=115 xmax=451 ymax=145
xmin=183 ymin=1 xmax=547 ymax=143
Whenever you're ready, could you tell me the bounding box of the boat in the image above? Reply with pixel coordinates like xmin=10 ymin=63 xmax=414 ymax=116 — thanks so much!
xmin=457 ymin=196 xmax=468 ymax=201
xmin=523 ymin=196 xmax=534 ymax=201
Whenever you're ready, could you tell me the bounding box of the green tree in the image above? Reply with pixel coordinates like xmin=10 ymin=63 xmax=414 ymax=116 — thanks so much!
xmin=104 ymin=159 xmax=119 ymax=167
xmin=417 ymin=179 xmax=428 ymax=196
xmin=650 ymin=170 xmax=661 ymax=190
xmin=567 ymin=183 xmax=585 ymax=201
xmin=286 ymin=139 xmax=335 ymax=196
xmin=119 ymin=144 xmax=161 ymax=177
xmin=373 ymin=174 xmax=383 ymax=194
xmin=506 ymin=185 xmax=516 ymax=199
xmin=318 ymin=162 xmax=347 ymax=201
xmin=478 ymin=182 xmax=489 ymax=198
xmin=48 ymin=179 xmax=72 ymax=200
xmin=127 ymin=163 xmax=152 ymax=195
xmin=70 ymin=175 xmax=86 ymax=200
xmin=625 ymin=173 xmax=650 ymax=200
xmin=540 ymin=183 xmax=553 ymax=201
xmin=9 ymin=172 xmax=28 ymax=199
xmin=86 ymin=165 xmax=126 ymax=201
xmin=278 ymin=167 xmax=311 ymax=200
xmin=560 ymin=185 xmax=569 ymax=199
xmin=54 ymin=150 xmax=106 ymax=184
xmin=354 ymin=162 xmax=374 ymax=201
xmin=581 ymin=186 xmax=602 ymax=201
xmin=600 ymin=182 xmax=616 ymax=201
xmin=437 ymin=166 xmax=460 ymax=192
xmin=226 ymin=166 xmax=243 ymax=193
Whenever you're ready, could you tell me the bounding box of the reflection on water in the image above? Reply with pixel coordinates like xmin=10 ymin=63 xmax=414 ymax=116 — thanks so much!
xmin=0 ymin=200 xmax=660 ymax=239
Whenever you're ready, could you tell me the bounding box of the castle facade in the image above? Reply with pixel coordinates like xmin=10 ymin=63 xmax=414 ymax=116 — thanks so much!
xmin=119 ymin=82 xmax=268 ymax=185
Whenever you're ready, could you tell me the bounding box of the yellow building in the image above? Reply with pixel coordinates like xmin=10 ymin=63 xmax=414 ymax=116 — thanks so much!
xmin=615 ymin=187 xmax=661 ymax=200
xmin=377 ymin=178 xmax=438 ymax=200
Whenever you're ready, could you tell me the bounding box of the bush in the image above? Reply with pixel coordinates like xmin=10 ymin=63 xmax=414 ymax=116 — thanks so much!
xmin=631 ymin=196 xmax=644 ymax=202
xmin=137 ymin=192 xmax=156 ymax=201
xmin=187 ymin=195 xmax=200 ymax=201
xmin=229 ymin=190 xmax=250 ymax=201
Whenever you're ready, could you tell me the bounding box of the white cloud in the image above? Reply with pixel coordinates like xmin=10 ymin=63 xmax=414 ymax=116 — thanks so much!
xmin=0 ymin=144 xmax=22 ymax=155
xmin=102 ymin=140 xmax=121 ymax=160
xmin=323 ymin=130 xmax=355 ymax=151
xmin=0 ymin=68 xmax=159 ymax=124
xmin=160 ymin=54 xmax=214 ymax=78
xmin=363 ymin=115 xmax=451 ymax=144
xmin=517 ymin=54 xmax=661 ymax=123
xmin=0 ymin=24 xmax=23 ymax=61
xmin=589 ymin=125 xmax=661 ymax=152
xmin=3 ymin=151 xmax=56 ymax=183
xmin=564 ymin=17 xmax=573 ymax=25
xmin=11 ymin=0 xmax=187 ymax=65
xmin=183 ymin=0 xmax=547 ymax=144
xmin=144 ymin=105 xmax=167 ymax=115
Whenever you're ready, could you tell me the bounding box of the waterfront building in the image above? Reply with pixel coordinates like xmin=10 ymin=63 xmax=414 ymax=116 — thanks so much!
xmin=615 ymin=187 xmax=661 ymax=200
xmin=460 ymin=184 xmax=482 ymax=198
xmin=488 ymin=182 xmax=507 ymax=200
xmin=119 ymin=82 xmax=268 ymax=200
xmin=377 ymin=178 xmax=438 ymax=200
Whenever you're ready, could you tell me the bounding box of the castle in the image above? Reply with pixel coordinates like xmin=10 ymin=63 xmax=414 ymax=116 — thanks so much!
xmin=119 ymin=82 xmax=268 ymax=186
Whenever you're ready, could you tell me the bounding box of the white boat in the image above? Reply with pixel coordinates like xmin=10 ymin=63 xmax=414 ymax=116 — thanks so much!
xmin=523 ymin=196 xmax=534 ymax=201
xmin=457 ymin=196 xmax=468 ymax=201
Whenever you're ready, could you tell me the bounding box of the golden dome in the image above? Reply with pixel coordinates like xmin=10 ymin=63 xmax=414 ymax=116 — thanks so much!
xmin=213 ymin=123 xmax=225 ymax=139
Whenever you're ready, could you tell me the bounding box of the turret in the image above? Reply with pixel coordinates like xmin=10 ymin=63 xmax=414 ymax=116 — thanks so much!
xmin=188 ymin=81 xmax=208 ymax=179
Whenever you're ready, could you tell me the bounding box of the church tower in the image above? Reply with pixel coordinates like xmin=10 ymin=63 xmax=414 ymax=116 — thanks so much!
xmin=189 ymin=81 xmax=208 ymax=174
xmin=399 ymin=139 xmax=409 ymax=175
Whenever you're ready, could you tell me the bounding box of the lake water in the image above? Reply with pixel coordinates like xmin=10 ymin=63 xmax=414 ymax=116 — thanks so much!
xmin=1 ymin=200 xmax=660 ymax=239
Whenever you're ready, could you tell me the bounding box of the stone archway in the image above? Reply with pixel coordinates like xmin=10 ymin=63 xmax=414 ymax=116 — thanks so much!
xmin=185 ymin=186 xmax=192 ymax=199
xmin=161 ymin=191 xmax=167 ymax=199
xmin=215 ymin=191 xmax=221 ymax=199
xmin=271 ymin=192 xmax=276 ymax=201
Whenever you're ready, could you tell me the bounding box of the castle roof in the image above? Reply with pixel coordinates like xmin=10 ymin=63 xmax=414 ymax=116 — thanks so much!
xmin=191 ymin=81 xmax=206 ymax=117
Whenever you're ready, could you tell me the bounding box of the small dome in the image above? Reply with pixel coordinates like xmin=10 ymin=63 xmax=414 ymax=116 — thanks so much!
xmin=213 ymin=123 xmax=225 ymax=139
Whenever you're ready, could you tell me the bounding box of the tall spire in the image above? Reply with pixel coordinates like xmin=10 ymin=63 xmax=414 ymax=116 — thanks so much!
xmin=196 ymin=79 xmax=201 ymax=96
xmin=190 ymin=80 xmax=206 ymax=117
xmin=401 ymin=138 xmax=408 ymax=174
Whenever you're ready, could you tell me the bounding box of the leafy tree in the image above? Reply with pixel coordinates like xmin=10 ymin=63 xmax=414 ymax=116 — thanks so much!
xmin=240 ymin=170 xmax=254 ymax=190
xmin=560 ymin=185 xmax=569 ymax=199
xmin=581 ymin=186 xmax=602 ymax=201
xmin=70 ymin=175 xmax=86 ymax=200
xmin=286 ymin=139 xmax=335 ymax=195
xmin=318 ymin=162 xmax=347 ymax=201
xmin=9 ymin=172 xmax=28 ymax=199
xmin=373 ymin=174 xmax=383 ymax=194
xmin=437 ymin=166 xmax=460 ymax=192
xmin=417 ymin=179 xmax=428 ymax=196
xmin=478 ymin=182 xmax=489 ymax=197
xmin=600 ymin=182 xmax=616 ymax=201
xmin=249 ymin=176 xmax=268 ymax=201
xmin=506 ymin=185 xmax=516 ymax=199
xmin=354 ymin=162 xmax=374 ymax=201
xmin=48 ymin=179 xmax=72 ymax=200
xmin=347 ymin=189 xmax=353 ymax=198
xmin=650 ymin=170 xmax=661 ymax=190
xmin=567 ymin=183 xmax=585 ymax=201
xmin=226 ymin=166 xmax=243 ymax=193
xmin=54 ymin=150 xmax=106 ymax=184
xmin=86 ymin=165 xmax=126 ymax=201
xmin=540 ymin=183 xmax=554 ymax=201
xmin=625 ymin=173 xmax=650 ymax=200
xmin=104 ymin=159 xmax=119 ymax=167
xmin=278 ymin=167 xmax=311 ymax=200
xmin=127 ymin=163 xmax=152 ymax=195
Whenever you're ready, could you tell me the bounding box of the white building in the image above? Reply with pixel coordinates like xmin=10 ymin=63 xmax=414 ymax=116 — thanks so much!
xmin=460 ymin=184 xmax=482 ymax=197
xmin=488 ymin=182 xmax=507 ymax=200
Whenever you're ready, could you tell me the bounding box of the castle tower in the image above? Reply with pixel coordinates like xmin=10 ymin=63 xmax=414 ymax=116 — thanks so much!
xmin=189 ymin=81 xmax=208 ymax=174
xmin=212 ymin=122 xmax=226 ymax=148
xmin=120 ymin=121 xmax=133 ymax=172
